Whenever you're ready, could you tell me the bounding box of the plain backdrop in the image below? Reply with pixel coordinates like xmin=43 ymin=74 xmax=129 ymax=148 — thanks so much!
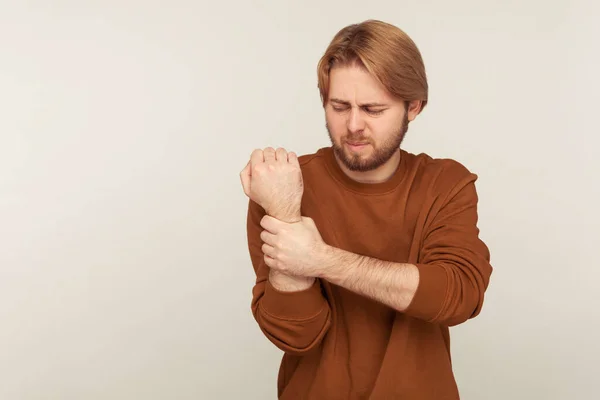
xmin=1 ymin=1 xmax=598 ymax=399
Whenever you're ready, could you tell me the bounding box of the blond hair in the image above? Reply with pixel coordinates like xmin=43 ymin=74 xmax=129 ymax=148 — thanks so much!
xmin=317 ymin=20 xmax=428 ymax=110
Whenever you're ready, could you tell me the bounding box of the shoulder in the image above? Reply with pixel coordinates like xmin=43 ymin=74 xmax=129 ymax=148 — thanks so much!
xmin=406 ymin=150 xmax=479 ymax=198
xmin=295 ymin=147 xmax=329 ymax=179
xmin=297 ymin=148 xmax=327 ymax=167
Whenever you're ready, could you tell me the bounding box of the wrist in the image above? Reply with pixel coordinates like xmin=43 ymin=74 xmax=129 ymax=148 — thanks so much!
xmin=316 ymin=244 xmax=337 ymax=280
xmin=318 ymin=244 xmax=354 ymax=284
xmin=268 ymin=204 xmax=301 ymax=223
xmin=269 ymin=270 xmax=314 ymax=292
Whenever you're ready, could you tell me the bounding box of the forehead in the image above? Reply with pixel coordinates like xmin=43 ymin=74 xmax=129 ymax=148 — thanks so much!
xmin=328 ymin=65 xmax=393 ymax=103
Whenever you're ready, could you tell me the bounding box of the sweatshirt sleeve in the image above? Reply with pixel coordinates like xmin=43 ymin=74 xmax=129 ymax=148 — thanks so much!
xmin=246 ymin=199 xmax=331 ymax=355
xmin=403 ymin=162 xmax=493 ymax=326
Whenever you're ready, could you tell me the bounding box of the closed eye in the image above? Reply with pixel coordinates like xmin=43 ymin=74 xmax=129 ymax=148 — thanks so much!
xmin=364 ymin=108 xmax=386 ymax=116
xmin=330 ymin=102 xmax=387 ymax=115
xmin=332 ymin=106 xmax=349 ymax=113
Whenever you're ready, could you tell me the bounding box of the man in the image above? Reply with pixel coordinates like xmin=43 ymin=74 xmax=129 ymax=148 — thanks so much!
xmin=240 ymin=19 xmax=492 ymax=400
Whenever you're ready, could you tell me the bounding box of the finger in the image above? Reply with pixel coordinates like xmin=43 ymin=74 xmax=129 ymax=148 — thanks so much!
xmin=275 ymin=147 xmax=288 ymax=162
xmin=287 ymin=151 xmax=299 ymax=165
xmin=260 ymin=229 xmax=276 ymax=245
xmin=263 ymin=147 xmax=276 ymax=162
xmin=264 ymin=254 xmax=277 ymax=268
xmin=240 ymin=160 xmax=251 ymax=195
xmin=250 ymin=149 xmax=264 ymax=169
xmin=261 ymin=243 xmax=276 ymax=257
xmin=260 ymin=214 xmax=281 ymax=233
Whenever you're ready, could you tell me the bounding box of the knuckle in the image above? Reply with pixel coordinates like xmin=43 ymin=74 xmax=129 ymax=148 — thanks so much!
xmin=253 ymin=163 xmax=267 ymax=174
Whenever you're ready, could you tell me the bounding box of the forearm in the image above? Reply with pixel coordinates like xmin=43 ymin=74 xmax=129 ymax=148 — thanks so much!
xmin=317 ymin=242 xmax=490 ymax=325
xmin=319 ymin=244 xmax=419 ymax=312
xmin=247 ymin=200 xmax=329 ymax=355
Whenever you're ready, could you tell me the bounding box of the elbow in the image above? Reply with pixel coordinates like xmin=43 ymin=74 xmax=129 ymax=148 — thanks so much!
xmin=264 ymin=324 xmax=330 ymax=356
xmin=440 ymin=302 xmax=480 ymax=327
xmin=255 ymin=306 xmax=331 ymax=355
xmin=407 ymin=261 xmax=490 ymax=326
xmin=436 ymin=280 xmax=486 ymax=327
xmin=250 ymin=278 xmax=333 ymax=354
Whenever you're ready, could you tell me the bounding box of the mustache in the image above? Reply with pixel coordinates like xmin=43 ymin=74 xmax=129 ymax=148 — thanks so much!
xmin=325 ymin=123 xmax=372 ymax=144
xmin=344 ymin=135 xmax=371 ymax=144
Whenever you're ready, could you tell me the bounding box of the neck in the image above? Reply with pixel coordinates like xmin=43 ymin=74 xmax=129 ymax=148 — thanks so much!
xmin=334 ymin=149 xmax=401 ymax=184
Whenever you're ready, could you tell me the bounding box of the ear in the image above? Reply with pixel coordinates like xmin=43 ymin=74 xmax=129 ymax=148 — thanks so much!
xmin=406 ymin=100 xmax=422 ymax=122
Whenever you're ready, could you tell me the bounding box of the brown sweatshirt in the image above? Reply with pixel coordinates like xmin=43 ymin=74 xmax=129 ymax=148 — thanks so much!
xmin=246 ymin=146 xmax=493 ymax=399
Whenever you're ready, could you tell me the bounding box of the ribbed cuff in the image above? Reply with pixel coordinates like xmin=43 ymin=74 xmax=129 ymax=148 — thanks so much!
xmin=404 ymin=263 xmax=448 ymax=322
xmin=261 ymin=279 xmax=327 ymax=320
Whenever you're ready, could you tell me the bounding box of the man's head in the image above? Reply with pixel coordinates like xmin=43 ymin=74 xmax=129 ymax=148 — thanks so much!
xmin=317 ymin=20 xmax=428 ymax=173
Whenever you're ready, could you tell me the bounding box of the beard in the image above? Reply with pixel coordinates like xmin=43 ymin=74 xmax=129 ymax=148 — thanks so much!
xmin=327 ymin=113 xmax=409 ymax=172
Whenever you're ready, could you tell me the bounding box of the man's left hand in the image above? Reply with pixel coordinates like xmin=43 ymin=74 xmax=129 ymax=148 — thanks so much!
xmin=260 ymin=215 xmax=328 ymax=278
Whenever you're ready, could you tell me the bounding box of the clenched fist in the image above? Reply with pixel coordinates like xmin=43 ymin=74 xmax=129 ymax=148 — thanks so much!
xmin=240 ymin=147 xmax=304 ymax=222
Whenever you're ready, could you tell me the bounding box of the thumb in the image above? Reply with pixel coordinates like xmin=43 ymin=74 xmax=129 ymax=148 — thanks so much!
xmin=302 ymin=216 xmax=316 ymax=226
xmin=240 ymin=160 xmax=251 ymax=196
xmin=302 ymin=217 xmax=322 ymax=239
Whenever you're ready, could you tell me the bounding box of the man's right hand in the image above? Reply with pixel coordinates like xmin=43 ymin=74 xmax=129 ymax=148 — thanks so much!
xmin=240 ymin=147 xmax=304 ymax=222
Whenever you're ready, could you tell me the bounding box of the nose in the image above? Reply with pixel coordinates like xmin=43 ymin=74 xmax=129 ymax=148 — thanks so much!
xmin=346 ymin=108 xmax=365 ymax=134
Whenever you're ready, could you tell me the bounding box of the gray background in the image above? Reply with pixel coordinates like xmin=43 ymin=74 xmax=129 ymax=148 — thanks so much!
xmin=1 ymin=1 xmax=598 ymax=399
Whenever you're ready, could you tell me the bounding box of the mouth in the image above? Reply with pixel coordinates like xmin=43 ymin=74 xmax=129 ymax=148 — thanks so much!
xmin=345 ymin=141 xmax=369 ymax=151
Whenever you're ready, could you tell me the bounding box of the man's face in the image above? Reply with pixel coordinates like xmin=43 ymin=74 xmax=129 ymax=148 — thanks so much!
xmin=325 ymin=64 xmax=412 ymax=172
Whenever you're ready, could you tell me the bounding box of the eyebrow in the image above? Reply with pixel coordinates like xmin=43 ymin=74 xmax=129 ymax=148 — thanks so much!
xmin=330 ymin=98 xmax=388 ymax=108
